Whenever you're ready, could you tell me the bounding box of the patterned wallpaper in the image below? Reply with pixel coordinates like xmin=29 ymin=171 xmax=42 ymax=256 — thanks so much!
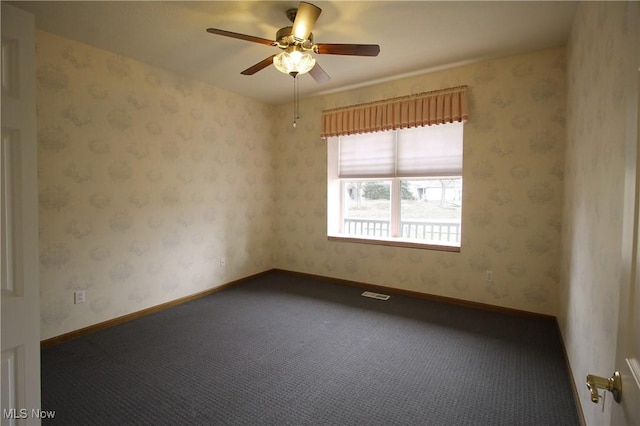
xmin=273 ymin=48 xmax=567 ymax=316
xmin=560 ymin=2 xmax=630 ymax=424
xmin=36 ymin=31 xmax=276 ymax=340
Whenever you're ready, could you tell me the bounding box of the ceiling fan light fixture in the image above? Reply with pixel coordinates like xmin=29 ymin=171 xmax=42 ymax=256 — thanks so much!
xmin=273 ymin=48 xmax=316 ymax=76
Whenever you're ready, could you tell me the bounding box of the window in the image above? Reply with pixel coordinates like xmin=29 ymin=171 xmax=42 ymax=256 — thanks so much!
xmin=327 ymin=122 xmax=463 ymax=251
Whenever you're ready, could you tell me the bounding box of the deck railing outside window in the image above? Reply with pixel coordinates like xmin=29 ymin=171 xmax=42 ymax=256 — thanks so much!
xmin=343 ymin=218 xmax=461 ymax=243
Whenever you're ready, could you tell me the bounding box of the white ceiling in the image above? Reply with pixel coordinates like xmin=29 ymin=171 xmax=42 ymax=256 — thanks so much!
xmin=10 ymin=1 xmax=577 ymax=105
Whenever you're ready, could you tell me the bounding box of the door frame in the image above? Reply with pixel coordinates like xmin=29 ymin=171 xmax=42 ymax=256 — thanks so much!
xmin=611 ymin=1 xmax=640 ymax=424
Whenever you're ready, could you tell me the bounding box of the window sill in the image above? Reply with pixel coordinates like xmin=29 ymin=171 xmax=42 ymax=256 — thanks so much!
xmin=327 ymin=235 xmax=461 ymax=252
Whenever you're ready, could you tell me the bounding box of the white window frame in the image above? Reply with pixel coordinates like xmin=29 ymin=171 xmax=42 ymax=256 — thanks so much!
xmin=327 ymin=124 xmax=463 ymax=252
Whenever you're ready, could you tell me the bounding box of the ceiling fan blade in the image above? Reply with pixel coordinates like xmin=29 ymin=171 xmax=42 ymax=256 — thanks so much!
xmin=240 ymin=55 xmax=277 ymax=75
xmin=309 ymin=62 xmax=330 ymax=84
xmin=291 ymin=2 xmax=322 ymax=41
xmin=206 ymin=28 xmax=276 ymax=46
xmin=315 ymin=43 xmax=380 ymax=57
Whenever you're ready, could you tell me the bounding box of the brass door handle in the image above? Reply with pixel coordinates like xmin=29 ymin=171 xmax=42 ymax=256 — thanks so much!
xmin=586 ymin=371 xmax=622 ymax=403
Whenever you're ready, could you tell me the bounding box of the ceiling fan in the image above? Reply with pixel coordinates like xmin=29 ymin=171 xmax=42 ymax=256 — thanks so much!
xmin=206 ymin=1 xmax=380 ymax=83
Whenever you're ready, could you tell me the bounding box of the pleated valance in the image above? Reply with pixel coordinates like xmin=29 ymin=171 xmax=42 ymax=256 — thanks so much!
xmin=321 ymin=85 xmax=469 ymax=138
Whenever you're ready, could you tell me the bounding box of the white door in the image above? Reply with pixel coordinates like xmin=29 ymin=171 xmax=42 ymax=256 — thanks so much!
xmin=1 ymin=4 xmax=41 ymax=426
xmin=611 ymin=2 xmax=640 ymax=425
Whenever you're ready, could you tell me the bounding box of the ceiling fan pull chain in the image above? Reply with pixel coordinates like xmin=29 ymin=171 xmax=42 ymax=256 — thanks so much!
xmin=293 ymin=74 xmax=300 ymax=128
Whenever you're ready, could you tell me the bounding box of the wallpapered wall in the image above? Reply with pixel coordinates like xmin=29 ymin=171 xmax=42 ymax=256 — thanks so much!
xmin=561 ymin=3 xmax=630 ymax=424
xmin=273 ymin=48 xmax=566 ymax=316
xmin=36 ymin=31 xmax=276 ymax=340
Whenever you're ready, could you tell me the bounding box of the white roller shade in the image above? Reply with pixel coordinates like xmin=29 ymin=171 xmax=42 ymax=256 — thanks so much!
xmin=338 ymin=131 xmax=395 ymax=178
xmin=338 ymin=122 xmax=462 ymax=179
xmin=397 ymin=122 xmax=463 ymax=177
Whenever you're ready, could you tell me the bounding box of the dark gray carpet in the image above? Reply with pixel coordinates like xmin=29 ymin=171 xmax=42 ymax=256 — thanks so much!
xmin=41 ymin=271 xmax=580 ymax=425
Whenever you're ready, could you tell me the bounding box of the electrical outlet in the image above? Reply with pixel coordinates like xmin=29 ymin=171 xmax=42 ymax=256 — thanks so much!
xmin=74 ymin=290 xmax=85 ymax=304
xmin=485 ymin=270 xmax=493 ymax=282
xmin=220 ymin=257 xmax=226 ymax=267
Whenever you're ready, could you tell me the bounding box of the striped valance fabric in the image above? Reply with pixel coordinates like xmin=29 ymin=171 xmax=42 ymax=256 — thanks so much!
xmin=321 ymin=85 xmax=469 ymax=138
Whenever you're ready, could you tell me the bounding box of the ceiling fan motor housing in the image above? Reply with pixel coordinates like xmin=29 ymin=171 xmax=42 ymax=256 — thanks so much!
xmin=276 ymin=26 xmax=313 ymax=49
